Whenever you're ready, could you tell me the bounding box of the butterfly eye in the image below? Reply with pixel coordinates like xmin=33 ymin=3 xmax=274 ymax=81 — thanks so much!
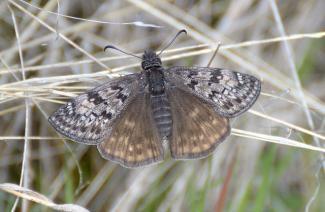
xmin=141 ymin=62 xmax=148 ymax=69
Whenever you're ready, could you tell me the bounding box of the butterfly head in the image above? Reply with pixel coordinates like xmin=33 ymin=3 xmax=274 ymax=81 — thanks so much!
xmin=141 ymin=50 xmax=162 ymax=70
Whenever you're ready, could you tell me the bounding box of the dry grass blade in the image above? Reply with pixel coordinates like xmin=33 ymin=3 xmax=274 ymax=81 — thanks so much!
xmin=232 ymin=129 xmax=325 ymax=153
xmin=8 ymin=4 xmax=31 ymax=211
xmin=0 ymin=183 xmax=89 ymax=212
xmin=8 ymin=0 xmax=109 ymax=70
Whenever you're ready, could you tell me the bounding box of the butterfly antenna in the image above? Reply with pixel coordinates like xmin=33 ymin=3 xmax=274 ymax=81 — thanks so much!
xmin=207 ymin=42 xmax=222 ymax=67
xmin=158 ymin=29 xmax=187 ymax=56
xmin=104 ymin=45 xmax=142 ymax=60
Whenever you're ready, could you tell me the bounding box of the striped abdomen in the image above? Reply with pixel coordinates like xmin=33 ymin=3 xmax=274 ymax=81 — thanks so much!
xmin=150 ymin=94 xmax=172 ymax=140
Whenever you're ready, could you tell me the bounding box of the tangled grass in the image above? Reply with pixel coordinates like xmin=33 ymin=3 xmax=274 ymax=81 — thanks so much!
xmin=0 ymin=0 xmax=325 ymax=211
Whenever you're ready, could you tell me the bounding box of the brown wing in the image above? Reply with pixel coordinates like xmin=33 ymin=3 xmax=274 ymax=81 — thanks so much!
xmin=97 ymin=93 xmax=164 ymax=168
xmin=167 ymin=88 xmax=230 ymax=159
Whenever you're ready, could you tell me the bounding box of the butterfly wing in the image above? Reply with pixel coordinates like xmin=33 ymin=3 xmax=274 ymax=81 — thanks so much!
xmin=48 ymin=73 xmax=145 ymax=144
xmin=166 ymin=87 xmax=230 ymax=159
xmin=165 ymin=66 xmax=261 ymax=117
xmin=97 ymin=92 xmax=164 ymax=168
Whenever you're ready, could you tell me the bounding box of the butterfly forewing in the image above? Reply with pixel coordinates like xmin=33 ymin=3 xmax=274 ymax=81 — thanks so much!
xmin=97 ymin=92 xmax=164 ymax=168
xmin=165 ymin=66 xmax=261 ymax=117
xmin=167 ymin=87 xmax=230 ymax=159
xmin=48 ymin=73 xmax=144 ymax=144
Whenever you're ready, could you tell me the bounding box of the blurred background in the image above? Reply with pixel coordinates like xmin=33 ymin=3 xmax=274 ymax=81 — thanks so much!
xmin=0 ymin=0 xmax=325 ymax=211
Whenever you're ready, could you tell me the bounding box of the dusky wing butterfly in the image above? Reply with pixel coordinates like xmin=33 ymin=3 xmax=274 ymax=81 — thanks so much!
xmin=49 ymin=30 xmax=261 ymax=168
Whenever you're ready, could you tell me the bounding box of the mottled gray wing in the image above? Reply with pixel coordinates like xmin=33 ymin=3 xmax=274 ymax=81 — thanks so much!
xmin=165 ymin=66 xmax=261 ymax=117
xmin=97 ymin=92 xmax=164 ymax=168
xmin=167 ymin=87 xmax=230 ymax=159
xmin=48 ymin=73 xmax=145 ymax=144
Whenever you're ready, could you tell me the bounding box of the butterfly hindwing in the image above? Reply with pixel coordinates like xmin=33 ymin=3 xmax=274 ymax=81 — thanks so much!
xmin=97 ymin=92 xmax=164 ymax=168
xmin=48 ymin=73 xmax=145 ymax=144
xmin=167 ymin=87 xmax=230 ymax=159
xmin=165 ymin=66 xmax=261 ymax=117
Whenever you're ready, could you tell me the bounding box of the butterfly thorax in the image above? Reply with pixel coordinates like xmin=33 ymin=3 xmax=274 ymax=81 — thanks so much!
xmin=146 ymin=68 xmax=165 ymax=95
xmin=142 ymin=50 xmax=172 ymax=141
xmin=142 ymin=50 xmax=165 ymax=96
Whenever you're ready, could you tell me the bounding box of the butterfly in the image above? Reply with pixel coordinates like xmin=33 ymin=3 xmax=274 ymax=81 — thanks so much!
xmin=48 ymin=30 xmax=261 ymax=168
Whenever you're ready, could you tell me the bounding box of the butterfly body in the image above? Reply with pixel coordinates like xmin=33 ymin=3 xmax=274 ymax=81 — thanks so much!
xmin=143 ymin=50 xmax=173 ymax=141
xmin=49 ymin=49 xmax=261 ymax=168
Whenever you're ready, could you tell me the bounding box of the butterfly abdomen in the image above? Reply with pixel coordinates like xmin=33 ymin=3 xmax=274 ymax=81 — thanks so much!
xmin=150 ymin=94 xmax=172 ymax=140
